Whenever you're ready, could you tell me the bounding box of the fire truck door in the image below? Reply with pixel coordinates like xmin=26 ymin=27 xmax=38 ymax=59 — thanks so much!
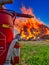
xmin=0 ymin=31 xmax=6 ymax=57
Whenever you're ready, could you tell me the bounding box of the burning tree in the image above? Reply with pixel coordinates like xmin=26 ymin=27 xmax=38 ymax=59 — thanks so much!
xmin=14 ymin=6 xmax=49 ymax=40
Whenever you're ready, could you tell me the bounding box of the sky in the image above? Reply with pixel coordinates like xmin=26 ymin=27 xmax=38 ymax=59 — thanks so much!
xmin=5 ymin=0 xmax=49 ymax=26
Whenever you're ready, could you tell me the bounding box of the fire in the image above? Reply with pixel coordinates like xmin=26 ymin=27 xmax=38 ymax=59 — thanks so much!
xmin=14 ymin=6 xmax=49 ymax=40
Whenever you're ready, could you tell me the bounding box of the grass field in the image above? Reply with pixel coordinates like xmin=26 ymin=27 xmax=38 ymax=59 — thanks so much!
xmin=16 ymin=40 xmax=49 ymax=65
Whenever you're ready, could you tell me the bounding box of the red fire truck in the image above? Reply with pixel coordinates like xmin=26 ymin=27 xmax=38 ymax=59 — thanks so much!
xmin=0 ymin=0 xmax=33 ymax=65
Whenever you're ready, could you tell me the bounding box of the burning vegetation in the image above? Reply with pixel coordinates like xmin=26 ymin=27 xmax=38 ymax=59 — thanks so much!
xmin=14 ymin=6 xmax=49 ymax=40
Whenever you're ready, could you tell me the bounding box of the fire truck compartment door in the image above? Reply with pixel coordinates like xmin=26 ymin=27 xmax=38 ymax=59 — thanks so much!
xmin=0 ymin=31 xmax=6 ymax=56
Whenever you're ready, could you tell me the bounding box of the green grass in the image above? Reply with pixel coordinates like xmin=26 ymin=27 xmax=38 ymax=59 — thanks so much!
xmin=16 ymin=41 xmax=49 ymax=65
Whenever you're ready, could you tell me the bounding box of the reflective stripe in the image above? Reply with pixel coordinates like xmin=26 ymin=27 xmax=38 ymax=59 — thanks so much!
xmin=2 ymin=24 xmax=10 ymax=28
xmin=2 ymin=24 xmax=13 ymax=28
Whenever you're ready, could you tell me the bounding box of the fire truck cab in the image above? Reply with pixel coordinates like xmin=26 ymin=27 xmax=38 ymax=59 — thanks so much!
xmin=0 ymin=0 xmax=20 ymax=65
xmin=0 ymin=0 xmax=33 ymax=65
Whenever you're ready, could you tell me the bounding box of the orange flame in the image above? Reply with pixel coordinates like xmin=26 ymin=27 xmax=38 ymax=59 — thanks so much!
xmin=14 ymin=6 xmax=49 ymax=40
